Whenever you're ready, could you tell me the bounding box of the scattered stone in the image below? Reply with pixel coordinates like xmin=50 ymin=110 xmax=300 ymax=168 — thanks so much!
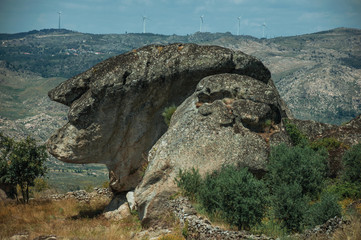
xmin=301 ymin=216 xmax=351 ymax=239
xmin=33 ymin=235 xmax=57 ymax=240
xmin=126 ymin=191 xmax=136 ymax=211
xmin=103 ymin=202 xmax=131 ymax=221
xmin=42 ymin=188 xmax=112 ymax=202
xmin=103 ymin=193 xmax=127 ymax=212
xmin=9 ymin=232 xmax=29 ymax=240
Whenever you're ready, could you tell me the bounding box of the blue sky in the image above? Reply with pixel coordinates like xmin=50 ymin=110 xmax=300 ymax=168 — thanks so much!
xmin=0 ymin=0 xmax=360 ymax=37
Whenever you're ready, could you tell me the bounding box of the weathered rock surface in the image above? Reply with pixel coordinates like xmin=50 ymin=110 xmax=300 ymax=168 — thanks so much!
xmin=134 ymin=73 xmax=292 ymax=226
xmin=290 ymin=114 xmax=361 ymax=146
xmin=46 ymin=43 xmax=272 ymax=192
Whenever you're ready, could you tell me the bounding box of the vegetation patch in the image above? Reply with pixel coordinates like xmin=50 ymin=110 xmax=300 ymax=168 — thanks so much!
xmin=162 ymin=105 xmax=177 ymax=126
xmin=0 ymin=132 xmax=47 ymax=203
xmin=283 ymin=119 xmax=309 ymax=147
xmin=174 ymin=141 xmax=357 ymax=235
xmin=175 ymin=165 xmax=268 ymax=230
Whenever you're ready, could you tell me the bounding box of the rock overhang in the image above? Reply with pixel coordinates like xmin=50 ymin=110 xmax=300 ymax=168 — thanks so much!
xmin=46 ymin=43 xmax=272 ymax=192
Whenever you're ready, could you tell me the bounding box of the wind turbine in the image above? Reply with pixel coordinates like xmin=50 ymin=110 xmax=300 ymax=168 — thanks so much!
xmin=261 ymin=22 xmax=267 ymax=38
xmin=142 ymin=16 xmax=149 ymax=34
xmin=58 ymin=11 xmax=62 ymax=29
xmin=237 ymin=16 xmax=241 ymax=35
xmin=200 ymin=15 xmax=204 ymax=32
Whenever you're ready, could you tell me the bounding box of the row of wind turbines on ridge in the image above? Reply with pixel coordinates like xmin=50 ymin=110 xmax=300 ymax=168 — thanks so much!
xmin=144 ymin=15 xmax=268 ymax=38
xmin=57 ymin=12 xmax=268 ymax=38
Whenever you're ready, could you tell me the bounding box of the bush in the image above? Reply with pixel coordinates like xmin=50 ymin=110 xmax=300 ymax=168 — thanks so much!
xmin=162 ymin=105 xmax=177 ymax=126
xmin=310 ymin=137 xmax=342 ymax=152
xmin=304 ymin=192 xmax=341 ymax=228
xmin=342 ymin=143 xmax=361 ymax=183
xmin=267 ymin=144 xmax=327 ymax=199
xmin=284 ymin=119 xmax=309 ymax=147
xmin=327 ymin=181 xmax=361 ymax=199
xmin=267 ymin=144 xmax=328 ymax=232
xmin=198 ymin=166 xmax=268 ymax=230
xmin=271 ymin=183 xmax=308 ymax=232
xmin=175 ymin=168 xmax=202 ymax=201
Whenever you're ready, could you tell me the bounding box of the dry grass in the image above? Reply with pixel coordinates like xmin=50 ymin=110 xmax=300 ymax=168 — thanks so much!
xmin=0 ymin=197 xmax=142 ymax=240
xmin=332 ymin=214 xmax=361 ymax=240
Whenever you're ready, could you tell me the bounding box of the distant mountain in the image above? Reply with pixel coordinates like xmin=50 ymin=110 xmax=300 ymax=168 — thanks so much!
xmin=0 ymin=27 xmax=360 ymax=192
xmin=0 ymin=28 xmax=360 ymax=125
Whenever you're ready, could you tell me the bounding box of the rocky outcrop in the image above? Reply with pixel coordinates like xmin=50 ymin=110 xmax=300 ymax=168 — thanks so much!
xmin=290 ymin=114 xmax=361 ymax=146
xmin=46 ymin=43 xmax=273 ymax=192
xmin=134 ymin=73 xmax=291 ymax=226
xmin=46 ymin=42 xmax=361 ymax=229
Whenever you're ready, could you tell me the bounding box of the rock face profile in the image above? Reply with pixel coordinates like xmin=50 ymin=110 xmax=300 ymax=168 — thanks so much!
xmin=46 ymin=43 xmax=273 ymax=192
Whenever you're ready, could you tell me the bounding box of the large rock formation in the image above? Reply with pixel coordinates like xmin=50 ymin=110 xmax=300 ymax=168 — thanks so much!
xmin=47 ymin=43 xmax=360 ymax=227
xmin=46 ymin=43 xmax=273 ymax=192
xmin=134 ymin=73 xmax=292 ymax=226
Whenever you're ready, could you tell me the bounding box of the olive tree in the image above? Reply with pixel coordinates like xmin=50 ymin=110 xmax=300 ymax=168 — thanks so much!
xmin=0 ymin=133 xmax=47 ymax=203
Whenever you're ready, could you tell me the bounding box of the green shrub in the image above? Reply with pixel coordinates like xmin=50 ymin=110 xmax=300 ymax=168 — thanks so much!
xmin=175 ymin=167 xmax=202 ymax=201
xmin=304 ymin=192 xmax=341 ymax=228
xmin=267 ymin=144 xmax=328 ymax=232
xmin=310 ymin=137 xmax=342 ymax=152
xmin=198 ymin=166 xmax=268 ymax=230
xmin=342 ymin=143 xmax=361 ymax=183
xmin=284 ymin=119 xmax=309 ymax=147
xmin=162 ymin=105 xmax=177 ymax=126
xmin=327 ymin=180 xmax=361 ymax=199
xmin=271 ymin=182 xmax=308 ymax=232
xmin=267 ymin=144 xmax=327 ymax=199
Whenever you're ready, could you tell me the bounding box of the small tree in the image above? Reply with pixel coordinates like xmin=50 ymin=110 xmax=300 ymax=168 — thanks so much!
xmin=0 ymin=133 xmax=47 ymax=203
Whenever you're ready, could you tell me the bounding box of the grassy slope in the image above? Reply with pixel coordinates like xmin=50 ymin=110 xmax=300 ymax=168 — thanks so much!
xmin=0 ymin=198 xmax=142 ymax=240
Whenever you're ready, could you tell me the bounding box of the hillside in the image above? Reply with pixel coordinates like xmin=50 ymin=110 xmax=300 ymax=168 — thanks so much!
xmin=0 ymin=28 xmax=360 ymax=125
xmin=0 ymin=61 xmax=108 ymax=192
xmin=0 ymin=28 xmax=360 ymax=191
